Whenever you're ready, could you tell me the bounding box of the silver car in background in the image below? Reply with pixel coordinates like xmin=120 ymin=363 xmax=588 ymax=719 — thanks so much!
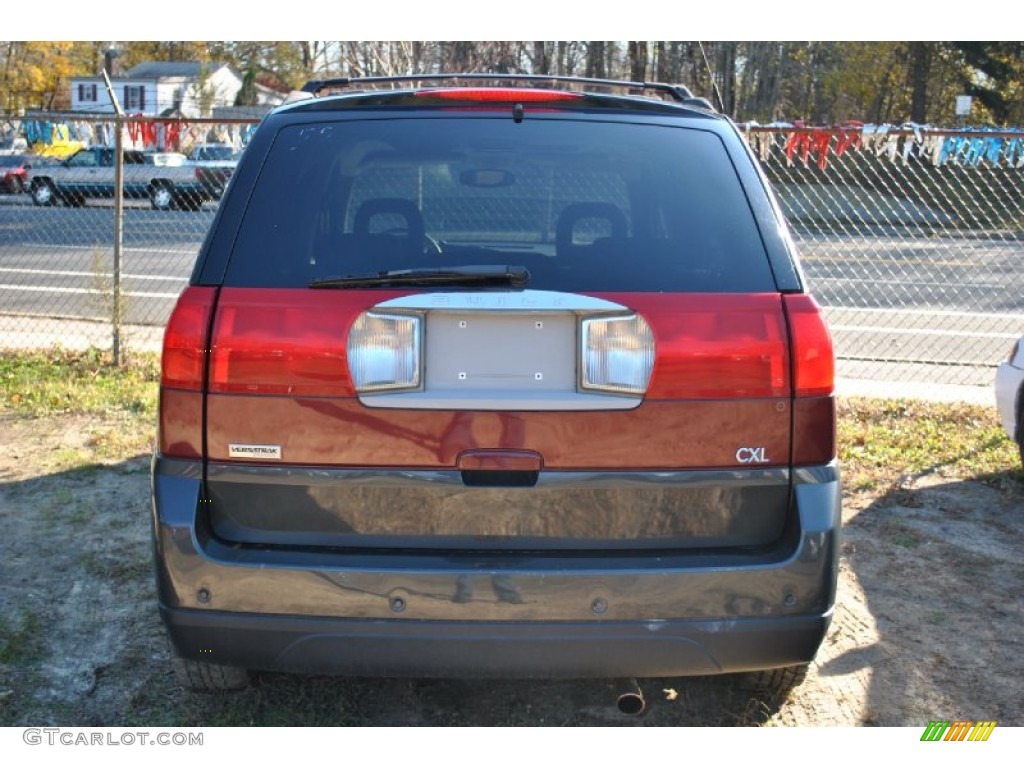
xmin=995 ymin=336 xmax=1024 ymax=466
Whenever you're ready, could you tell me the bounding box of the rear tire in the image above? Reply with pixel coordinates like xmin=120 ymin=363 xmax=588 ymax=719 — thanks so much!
xmin=171 ymin=655 xmax=250 ymax=691
xmin=742 ymin=663 xmax=810 ymax=698
xmin=150 ymin=183 xmax=175 ymax=211
xmin=31 ymin=179 xmax=56 ymax=206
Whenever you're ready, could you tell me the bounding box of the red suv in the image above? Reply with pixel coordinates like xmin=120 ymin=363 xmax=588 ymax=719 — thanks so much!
xmin=153 ymin=75 xmax=839 ymax=692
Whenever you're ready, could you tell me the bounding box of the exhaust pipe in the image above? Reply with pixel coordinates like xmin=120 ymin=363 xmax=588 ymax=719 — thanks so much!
xmin=615 ymin=678 xmax=646 ymax=716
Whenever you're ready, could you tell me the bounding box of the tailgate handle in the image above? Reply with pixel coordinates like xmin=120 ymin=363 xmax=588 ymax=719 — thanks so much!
xmin=458 ymin=450 xmax=542 ymax=488
xmin=457 ymin=450 xmax=543 ymax=472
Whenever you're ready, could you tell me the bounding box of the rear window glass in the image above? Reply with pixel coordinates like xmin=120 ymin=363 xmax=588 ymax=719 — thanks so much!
xmin=227 ymin=117 xmax=774 ymax=292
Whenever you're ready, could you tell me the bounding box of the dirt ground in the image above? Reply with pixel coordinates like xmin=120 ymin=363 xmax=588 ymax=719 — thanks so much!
xmin=0 ymin=411 xmax=1021 ymax=727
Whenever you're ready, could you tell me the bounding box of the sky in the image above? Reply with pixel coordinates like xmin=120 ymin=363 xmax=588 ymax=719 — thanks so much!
xmin=5 ymin=1 xmax=1002 ymax=42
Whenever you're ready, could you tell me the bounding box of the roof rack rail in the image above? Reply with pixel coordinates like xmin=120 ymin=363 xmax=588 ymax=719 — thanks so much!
xmin=299 ymin=73 xmax=706 ymax=106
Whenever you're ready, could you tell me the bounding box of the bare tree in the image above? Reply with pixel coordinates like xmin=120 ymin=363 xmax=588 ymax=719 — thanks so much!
xmin=716 ymin=42 xmax=737 ymax=115
xmin=909 ymin=42 xmax=931 ymax=123
xmin=585 ymin=41 xmax=606 ymax=78
xmin=628 ymin=41 xmax=648 ymax=82
xmin=531 ymin=41 xmax=552 ymax=75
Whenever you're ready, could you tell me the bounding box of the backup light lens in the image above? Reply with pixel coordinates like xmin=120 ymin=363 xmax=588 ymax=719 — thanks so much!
xmin=346 ymin=312 xmax=422 ymax=393
xmin=581 ymin=314 xmax=655 ymax=395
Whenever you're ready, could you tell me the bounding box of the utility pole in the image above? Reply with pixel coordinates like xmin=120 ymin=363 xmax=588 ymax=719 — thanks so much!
xmin=101 ymin=68 xmax=125 ymax=365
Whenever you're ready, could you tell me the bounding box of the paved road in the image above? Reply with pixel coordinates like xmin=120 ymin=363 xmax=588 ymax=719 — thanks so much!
xmin=794 ymin=232 xmax=1023 ymax=384
xmin=1 ymin=195 xmax=1020 ymax=385
xmin=0 ymin=197 xmax=205 ymax=326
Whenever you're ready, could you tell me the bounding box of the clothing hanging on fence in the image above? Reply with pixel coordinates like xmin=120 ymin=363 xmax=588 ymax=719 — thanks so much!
xmin=162 ymin=121 xmax=184 ymax=151
xmin=923 ymin=135 xmax=944 ymax=165
xmin=835 ymin=122 xmax=863 ymax=156
xmin=77 ymin=122 xmax=97 ymax=145
xmin=1 ymin=120 xmax=23 ymax=147
xmin=24 ymin=121 xmax=41 ymax=145
xmin=758 ymin=121 xmax=1024 ymax=169
xmin=126 ymin=115 xmax=160 ymax=148
xmin=883 ymin=132 xmax=900 ymax=163
xmin=784 ymin=122 xmax=817 ymax=167
xmin=781 ymin=121 xmax=869 ymax=169
xmin=94 ymin=123 xmax=111 ymax=147
xmin=1005 ymin=138 xmax=1024 ymax=167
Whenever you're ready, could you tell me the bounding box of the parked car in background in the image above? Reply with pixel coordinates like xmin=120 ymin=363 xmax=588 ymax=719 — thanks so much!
xmin=144 ymin=151 xmax=189 ymax=167
xmin=28 ymin=145 xmax=211 ymax=210
xmin=0 ymin=154 xmax=58 ymax=194
xmin=185 ymin=142 xmax=238 ymax=200
xmin=186 ymin=143 xmax=236 ymax=164
xmin=0 ymin=136 xmax=28 ymax=154
xmin=153 ymin=74 xmax=839 ymax=696
xmin=0 ymin=154 xmax=34 ymax=193
xmin=995 ymin=335 xmax=1024 ymax=466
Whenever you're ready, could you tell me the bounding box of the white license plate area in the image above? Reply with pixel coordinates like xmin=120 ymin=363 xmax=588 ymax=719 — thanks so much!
xmin=425 ymin=312 xmax=576 ymax=393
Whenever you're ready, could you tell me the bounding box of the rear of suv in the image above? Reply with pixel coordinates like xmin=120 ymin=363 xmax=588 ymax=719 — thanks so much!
xmin=152 ymin=75 xmax=839 ymax=691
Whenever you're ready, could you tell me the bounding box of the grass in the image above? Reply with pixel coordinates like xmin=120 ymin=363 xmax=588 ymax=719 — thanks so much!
xmin=0 ymin=610 xmax=45 ymax=726
xmin=838 ymin=397 xmax=1023 ymax=493
xmin=0 ymin=609 xmax=43 ymax=665
xmin=0 ymin=348 xmax=159 ymax=462
xmin=121 ymin=673 xmax=776 ymax=727
xmin=0 ymin=348 xmax=158 ymax=420
xmin=80 ymin=550 xmax=153 ymax=582
xmin=183 ymin=675 xmax=361 ymax=727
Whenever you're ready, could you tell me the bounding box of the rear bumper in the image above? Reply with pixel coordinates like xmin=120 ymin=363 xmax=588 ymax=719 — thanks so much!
xmin=161 ymin=605 xmax=831 ymax=678
xmin=152 ymin=456 xmax=841 ymax=677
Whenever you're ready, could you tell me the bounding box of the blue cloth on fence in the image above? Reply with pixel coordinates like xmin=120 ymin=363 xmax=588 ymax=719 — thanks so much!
xmin=1006 ymin=139 xmax=1022 ymax=165
xmin=939 ymin=137 xmax=964 ymax=164
xmin=984 ymin=138 xmax=1004 ymax=165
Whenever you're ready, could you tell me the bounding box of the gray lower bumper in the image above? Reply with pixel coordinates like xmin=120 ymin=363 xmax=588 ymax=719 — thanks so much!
xmin=161 ymin=605 xmax=832 ymax=678
xmin=152 ymin=457 xmax=841 ymax=677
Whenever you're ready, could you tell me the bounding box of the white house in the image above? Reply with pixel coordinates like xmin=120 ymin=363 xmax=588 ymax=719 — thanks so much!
xmin=69 ymin=61 xmax=274 ymax=117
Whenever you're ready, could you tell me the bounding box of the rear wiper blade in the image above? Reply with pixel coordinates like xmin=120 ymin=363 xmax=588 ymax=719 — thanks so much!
xmin=309 ymin=265 xmax=530 ymax=289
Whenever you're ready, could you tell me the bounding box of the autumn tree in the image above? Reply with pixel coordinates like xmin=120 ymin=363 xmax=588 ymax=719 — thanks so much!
xmin=0 ymin=41 xmax=99 ymax=111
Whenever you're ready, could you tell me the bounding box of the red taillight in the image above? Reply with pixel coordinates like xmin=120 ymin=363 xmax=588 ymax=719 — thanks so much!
xmin=208 ymin=289 xmax=403 ymax=397
xmin=416 ymin=88 xmax=583 ymax=103
xmin=161 ymin=286 xmax=215 ymax=390
xmin=604 ymin=293 xmax=790 ymax=399
xmin=160 ymin=286 xmax=215 ymax=458
xmin=784 ymin=294 xmax=835 ymax=397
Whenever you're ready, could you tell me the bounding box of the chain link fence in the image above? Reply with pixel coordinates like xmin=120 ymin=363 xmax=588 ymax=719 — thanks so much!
xmin=0 ymin=114 xmax=1021 ymax=386
xmin=0 ymin=113 xmax=257 ymax=357
xmin=745 ymin=125 xmax=1023 ymax=386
